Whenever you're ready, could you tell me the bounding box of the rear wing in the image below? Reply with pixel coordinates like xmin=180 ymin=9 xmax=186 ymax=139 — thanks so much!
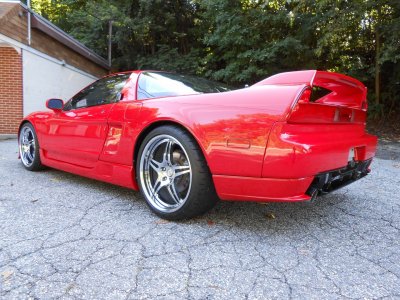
xmin=253 ymin=70 xmax=368 ymax=110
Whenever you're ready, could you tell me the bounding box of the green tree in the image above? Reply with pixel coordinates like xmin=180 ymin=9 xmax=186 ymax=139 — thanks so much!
xmin=294 ymin=0 xmax=400 ymax=114
xmin=198 ymin=0 xmax=314 ymax=85
xmin=28 ymin=0 xmax=400 ymax=117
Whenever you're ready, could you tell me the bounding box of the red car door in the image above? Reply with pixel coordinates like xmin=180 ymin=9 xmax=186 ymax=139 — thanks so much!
xmin=42 ymin=73 xmax=131 ymax=168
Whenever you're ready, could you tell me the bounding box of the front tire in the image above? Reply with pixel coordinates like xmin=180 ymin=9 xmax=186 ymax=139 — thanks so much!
xmin=19 ymin=123 xmax=44 ymax=171
xmin=136 ymin=125 xmax=218 ymax=220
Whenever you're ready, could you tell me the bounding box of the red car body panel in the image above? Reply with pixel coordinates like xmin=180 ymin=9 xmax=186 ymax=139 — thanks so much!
xmin=20 ymin=70 xmax=378 ymax=202
xmin=254 ymin=70 xmax=368 ymax=109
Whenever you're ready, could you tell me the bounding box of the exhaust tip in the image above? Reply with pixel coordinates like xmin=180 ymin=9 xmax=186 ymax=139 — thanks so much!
xmin=306 ymin=187 xmax=319 ymax=202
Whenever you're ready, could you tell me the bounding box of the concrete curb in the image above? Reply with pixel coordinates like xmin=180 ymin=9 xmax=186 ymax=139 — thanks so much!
xmin=0 ymin=134 xmax=17 ymax=140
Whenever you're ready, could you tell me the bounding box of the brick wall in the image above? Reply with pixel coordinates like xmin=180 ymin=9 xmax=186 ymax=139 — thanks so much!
xmin=0 ymin=47 xmax=23 ymax=134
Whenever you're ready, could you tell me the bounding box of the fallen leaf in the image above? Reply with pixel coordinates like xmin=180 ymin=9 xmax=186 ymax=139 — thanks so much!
xmin=31 ymin=199 xmax=39 ymax=203
xmin=155 ymin=219 xmax=170 ymax=224
xmin=1 ymin=270 xmax=13 ymax=279
xmin=265 ymin=212 xmax=276 ymax=219
xmin=65 ymin=283 xmax=76 ymax=293
xmin=209 ymin=285 xmax=222 ymax=289
xmin=50 ymin=177 xmax=62 ymax=182
xmin=298 ymin=249 xmax=310 ymax=256
xmin=207 ymin=219 xmax=215 ymax=226
xmin=1 ymin=270 xmax=13 ymax=283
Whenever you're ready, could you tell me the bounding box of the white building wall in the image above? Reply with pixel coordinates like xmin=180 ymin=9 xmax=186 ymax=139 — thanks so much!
xmin=22 ymin=50 xmax=97 ymax=116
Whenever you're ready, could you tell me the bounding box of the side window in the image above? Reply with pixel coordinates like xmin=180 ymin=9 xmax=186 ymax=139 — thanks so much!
xmin=137 ymin=73 xmax=180 ymax=100
xmin=136 ymin=71 xmax=232 ymax=100
xmin=64 ymin=73 xmax=130 ymax=111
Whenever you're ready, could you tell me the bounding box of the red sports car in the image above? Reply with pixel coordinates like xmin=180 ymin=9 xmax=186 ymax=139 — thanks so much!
xmin=19 ymin=70 xmax=377 ymax=220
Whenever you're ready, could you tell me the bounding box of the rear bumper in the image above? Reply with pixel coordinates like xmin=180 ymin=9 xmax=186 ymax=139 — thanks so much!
xmin=213 ymin=175 xmax=314 ymax=202
xmin=213 ymin=122 xmax=377 ymax=202
xmin=213 ymin=158 xmax=372 ymax=202
xmin=306 ymin=158 xmax=372 ymax=198
xmin=262 ymin=122 xmax=377 ymax=179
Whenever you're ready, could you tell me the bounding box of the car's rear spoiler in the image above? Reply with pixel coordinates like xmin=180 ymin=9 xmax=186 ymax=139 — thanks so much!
xmin=253 ymin=70 xmax=368 ymax=110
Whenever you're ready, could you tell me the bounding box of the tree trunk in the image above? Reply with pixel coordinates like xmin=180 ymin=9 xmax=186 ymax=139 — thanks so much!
xmin=375 ymin=8 xmax=381 ymax=105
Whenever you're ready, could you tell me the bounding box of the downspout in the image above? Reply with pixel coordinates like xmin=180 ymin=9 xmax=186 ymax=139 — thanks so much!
xmin=27 ymin=0 xmax=31 ymax=45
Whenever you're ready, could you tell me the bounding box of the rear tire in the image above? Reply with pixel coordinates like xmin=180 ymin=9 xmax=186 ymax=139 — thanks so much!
xmin=136 ymin=125 xmax=218 ymax=220
xmin=19 ymin=123 xmax=45 ymax=171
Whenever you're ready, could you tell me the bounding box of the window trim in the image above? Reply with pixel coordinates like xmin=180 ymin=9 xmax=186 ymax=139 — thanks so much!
xmin=63 ymin=73 xmax=131 ymax=111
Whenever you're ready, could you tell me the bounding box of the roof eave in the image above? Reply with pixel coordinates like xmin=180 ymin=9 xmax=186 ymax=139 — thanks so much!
xmin=19 ymin=2 xmax=110 ymax=70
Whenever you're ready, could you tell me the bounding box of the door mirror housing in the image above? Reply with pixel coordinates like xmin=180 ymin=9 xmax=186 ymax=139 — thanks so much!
xmin=46 ymin=98 xmax=64 ymax=111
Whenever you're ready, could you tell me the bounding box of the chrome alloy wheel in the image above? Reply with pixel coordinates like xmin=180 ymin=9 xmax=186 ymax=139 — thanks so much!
xmin=19 ymin=126 xmax=36 ymax=167
xmin=139 ymin=134 xmax=192 ymax=213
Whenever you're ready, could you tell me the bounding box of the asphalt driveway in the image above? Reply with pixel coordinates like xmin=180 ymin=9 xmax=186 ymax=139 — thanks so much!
xmin=0 ymin=139 xmax=399 ymax=299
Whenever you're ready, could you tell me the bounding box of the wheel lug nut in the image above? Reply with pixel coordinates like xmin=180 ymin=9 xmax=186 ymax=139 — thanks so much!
xmin=163 ymin=177 xmax=167 ymax=181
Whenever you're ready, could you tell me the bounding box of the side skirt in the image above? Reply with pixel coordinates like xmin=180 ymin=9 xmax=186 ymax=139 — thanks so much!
xmin=40 ymin=150 xmax=138 ymax=190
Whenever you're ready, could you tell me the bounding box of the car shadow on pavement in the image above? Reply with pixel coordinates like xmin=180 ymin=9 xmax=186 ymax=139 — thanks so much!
xmin=37 ymin=165 xmax=352 ymax=234
xmin=198 ymin=195 xmax=349 ymax=231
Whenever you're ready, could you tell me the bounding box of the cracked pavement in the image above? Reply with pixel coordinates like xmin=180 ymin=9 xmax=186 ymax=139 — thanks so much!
xmin=0 ymin=139 xmax=399 ymax=299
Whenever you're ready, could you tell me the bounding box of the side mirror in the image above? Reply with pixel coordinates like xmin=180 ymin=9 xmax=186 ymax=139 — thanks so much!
xmin=46 ymin=98 xmax=64 ymax=111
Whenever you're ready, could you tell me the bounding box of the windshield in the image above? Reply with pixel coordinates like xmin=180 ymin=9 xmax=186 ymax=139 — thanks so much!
xmin=137 ymin=71 xmax=233 ymax=100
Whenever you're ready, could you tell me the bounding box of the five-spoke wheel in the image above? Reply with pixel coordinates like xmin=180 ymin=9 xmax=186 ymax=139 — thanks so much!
xmin=139 ymin=135 xmax=192 ymax=213
xmin=19 ymin=123 xmax=44 ymax=171
xmin=137 ymin=126 xmax=218 ymax=220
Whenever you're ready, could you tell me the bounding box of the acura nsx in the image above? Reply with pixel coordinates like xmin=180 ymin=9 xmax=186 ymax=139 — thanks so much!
xmin=18 ymin=70 xmax=378 ymax=219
